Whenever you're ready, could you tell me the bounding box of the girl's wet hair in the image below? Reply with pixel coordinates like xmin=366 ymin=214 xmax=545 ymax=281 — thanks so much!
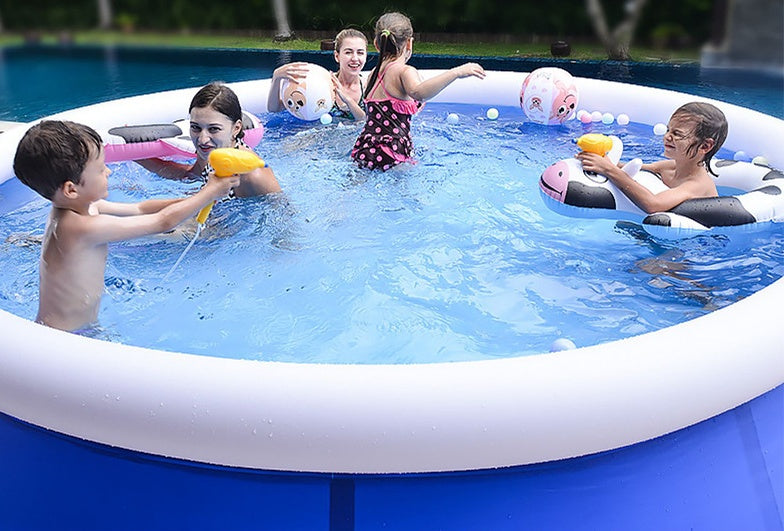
xmin=13 ymin=120 xmax=103 ymax=200
xmin=364 ymin=12 xmax=414 ymax=99
xmin=672 ymin=102 xmax=728 ymax=176
xmin=335 ymin=28 xmax=367 ymax=51
xmin=189 ymin=82 xmax=245 ymax=139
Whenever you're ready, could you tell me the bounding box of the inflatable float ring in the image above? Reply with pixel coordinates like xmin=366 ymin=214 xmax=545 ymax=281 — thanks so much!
xmin=540 ymin=136 xmax=784 ymax=237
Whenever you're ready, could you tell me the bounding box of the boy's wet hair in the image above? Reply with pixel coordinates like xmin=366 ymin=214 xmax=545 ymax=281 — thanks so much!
xmin=364 ymin=12 xmax=414 ymax=99
xmin=335 ymin=28 xmax=367 ymax=52
xmin=13 ymin=120 xmax=103 ymax=200
xmin=672 ymin=102 xmax=728 ymax=176
xmin=189 ymin=82 xmax=244 ymax=139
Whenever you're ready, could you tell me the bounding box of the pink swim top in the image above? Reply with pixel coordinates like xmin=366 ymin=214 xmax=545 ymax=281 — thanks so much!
xmin=351 ymin=63 xmax=422 ymax=171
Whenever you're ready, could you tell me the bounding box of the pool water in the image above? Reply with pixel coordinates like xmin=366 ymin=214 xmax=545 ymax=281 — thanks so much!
xmin=2 ymin=102 xmax=783 ymax=363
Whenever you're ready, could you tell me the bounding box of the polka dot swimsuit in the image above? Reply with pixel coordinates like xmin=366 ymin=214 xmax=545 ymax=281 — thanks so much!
xmin=351 ymin=64 xmax=421 ymax=171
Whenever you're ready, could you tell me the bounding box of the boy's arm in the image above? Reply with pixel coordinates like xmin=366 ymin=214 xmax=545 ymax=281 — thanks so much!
xmin=79 ymin=173 xmax=239 ymax=245
xmin=95 ymin=198 xmax=184 ymax=217
xmin=640 ymin=159 xmax=674 ymax=174
xmin=403 ymin=63 xmax=485 ymax=102
xmin=577 ymin=152 xmax=698 ymax=214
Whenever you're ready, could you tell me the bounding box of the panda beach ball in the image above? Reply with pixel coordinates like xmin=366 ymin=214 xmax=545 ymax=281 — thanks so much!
xmin=279 ymin=63 xmax=334 ymax=121
xmin=519 ymin=67 xmax=579 ymax=125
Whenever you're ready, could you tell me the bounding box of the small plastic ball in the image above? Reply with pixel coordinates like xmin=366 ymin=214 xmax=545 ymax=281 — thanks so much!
xmin=752 ymin=155 xmax=770 ymax=166
xmin=653 ymin=123 xmax=667 ymax=135
xmin=616 ymin=113 xmax=630 ymax=126
xmin=601 ymin=112 xmax=614 ymax=125
xmin=486 ymin=108 xmax=499 ymax=120
xmin=576 ymin=109 xmax=588 ymax=120
xmin=319 ymin=113 xmax=333 ymax=125
xmin=579 ymin=112 xmax=593 ymax=124
xmin=591 ymin=111 xmax=603 ymax=122
xmin=550 ymin=338 xmax=577 ymax=352
xmin=446 ymin=112 xmax=460 ymax=125
xmin=733 ymin=150 xmax=748 ymax=161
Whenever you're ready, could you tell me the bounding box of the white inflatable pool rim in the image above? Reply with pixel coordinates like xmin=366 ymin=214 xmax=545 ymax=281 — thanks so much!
xmin=0 ymin=71 xmax=781 ymax=474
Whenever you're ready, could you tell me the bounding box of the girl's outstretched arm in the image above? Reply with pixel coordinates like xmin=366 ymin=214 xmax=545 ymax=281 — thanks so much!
xmin=403 ymin=63 xmax=485 ymax=102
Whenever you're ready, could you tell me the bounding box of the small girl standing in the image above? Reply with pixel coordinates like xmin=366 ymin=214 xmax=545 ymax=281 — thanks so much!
xmin=351 ymin=12 xmax=485 ymax=171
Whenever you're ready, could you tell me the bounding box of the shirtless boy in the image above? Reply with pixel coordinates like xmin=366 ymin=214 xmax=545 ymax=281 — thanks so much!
xmin=13 ymin=120 xmax=239 ymax=332
xmin=577 ymin=102 xmax=729 ymax=213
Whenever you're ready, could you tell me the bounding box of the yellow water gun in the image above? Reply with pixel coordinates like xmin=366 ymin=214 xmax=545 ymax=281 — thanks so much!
xmin=576 ymin=133 xmax=614 ymax=157
xmin=196 ymin=148 xmax=266 ymax=224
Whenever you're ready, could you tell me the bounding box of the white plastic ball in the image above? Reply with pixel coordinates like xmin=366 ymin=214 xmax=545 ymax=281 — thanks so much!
xmin=732 ymin=150 xmax=748 ymax=161
xmin=486 ymin=108 xmax=499 ymax=120
xmin=319 ymin=113 xmax=333 ymax=125
xmin=591 ymin=111 xmax=603 ymax=122
xmin=601 ymin=112 xmax=614 ymax=125
xmin=653 ymin=122 xmax=667 ymax=135
xmin=752 ymin=155 xmax=770 ymax=166
xmin=616 ymin=113 xmax=630 ymax=126
xmin=550 ymin=338 xmax=577 ymax=352
xmin=446 ymin=112 xmax=460 ymax=125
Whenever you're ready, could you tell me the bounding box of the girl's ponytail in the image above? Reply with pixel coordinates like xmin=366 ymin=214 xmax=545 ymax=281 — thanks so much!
xmin=363 ymin=13 xmax=413 ymax=99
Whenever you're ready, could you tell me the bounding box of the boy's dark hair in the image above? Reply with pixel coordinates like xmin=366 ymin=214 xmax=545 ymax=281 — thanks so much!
xmin=672 ymin=102 xmax=728 ymax=177
xmin=189 ymin=82 xmax=244 ymax=140
xmin=13 ymin=120 xmax=103 ymax=200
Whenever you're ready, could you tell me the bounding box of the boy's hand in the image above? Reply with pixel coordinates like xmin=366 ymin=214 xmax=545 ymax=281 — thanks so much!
xmin=454 ymin=63 xmax=486 ymax=79
xmin=576 ymin=152 xmax=616 ymax=175
xmin=204 ymin=171 xmax=241 ymax=198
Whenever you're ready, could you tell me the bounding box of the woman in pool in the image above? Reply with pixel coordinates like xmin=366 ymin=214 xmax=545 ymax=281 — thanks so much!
xmin=267 ymin=28 xmax=368 ymax=121
xmin=138 ymin=82 xmax=281 ymax=197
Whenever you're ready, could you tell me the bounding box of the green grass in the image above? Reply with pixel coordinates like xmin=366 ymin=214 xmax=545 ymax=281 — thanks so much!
xmin=0 ymin=29 xmax=700 ymax=63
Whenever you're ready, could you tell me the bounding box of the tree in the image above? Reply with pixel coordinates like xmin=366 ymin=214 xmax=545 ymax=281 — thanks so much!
xmin=272 ymin=0 xmax=293 ymax=41
xmin=585 ymin=0 xmax=650 ymax=60
xmin=97 ymin=0 xmax=113 ymax=30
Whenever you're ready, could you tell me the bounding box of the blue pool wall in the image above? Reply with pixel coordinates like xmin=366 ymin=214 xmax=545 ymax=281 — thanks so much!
xmin=1 ymin=384 xmax=780 ymax=531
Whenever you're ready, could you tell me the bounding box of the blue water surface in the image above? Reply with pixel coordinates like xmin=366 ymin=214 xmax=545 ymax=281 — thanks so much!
xmin=0 ymin=45 xmax=782 ymax=363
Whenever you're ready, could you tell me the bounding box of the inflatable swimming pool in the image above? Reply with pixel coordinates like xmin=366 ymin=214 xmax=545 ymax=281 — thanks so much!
xmin=0 ymin=71 xmax=782 ymax=530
